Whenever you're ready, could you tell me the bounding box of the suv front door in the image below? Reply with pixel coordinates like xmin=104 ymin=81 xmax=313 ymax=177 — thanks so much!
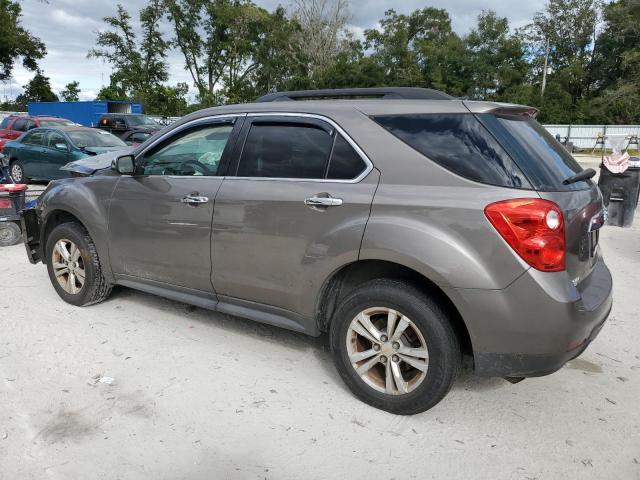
xmin=108 ymin=116 xmax=243 ymax=293
xmin=211 ymin=115 xmax=379 ymax=324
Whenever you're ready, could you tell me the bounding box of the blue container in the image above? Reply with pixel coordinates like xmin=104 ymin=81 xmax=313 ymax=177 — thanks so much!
xmin=28 ymin=101 xmax=143 ymax=127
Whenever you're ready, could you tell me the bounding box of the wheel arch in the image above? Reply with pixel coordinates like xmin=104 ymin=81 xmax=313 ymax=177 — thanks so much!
xmin=316 ymin=259 xmax=474 ymax=359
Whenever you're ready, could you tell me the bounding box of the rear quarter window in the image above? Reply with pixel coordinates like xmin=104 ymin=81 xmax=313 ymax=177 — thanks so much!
xmin=0 ymin=118 xmax=10 ymax=129
xmin=372 ymin=114 xmax=530 ymax=189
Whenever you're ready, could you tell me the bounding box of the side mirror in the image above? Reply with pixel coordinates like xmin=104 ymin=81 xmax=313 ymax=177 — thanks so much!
xmin=114 ymin=155 xmax=135 ymax=175
xmin=54 ymin=143 xmax=68 ymax=152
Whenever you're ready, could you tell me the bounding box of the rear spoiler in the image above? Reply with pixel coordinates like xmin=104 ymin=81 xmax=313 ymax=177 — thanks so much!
xmin=463 ymin=101 xmax=539 ymax=119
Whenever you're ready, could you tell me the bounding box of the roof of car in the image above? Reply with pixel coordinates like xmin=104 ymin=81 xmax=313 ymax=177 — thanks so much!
xmin=34 ymin=125 xmax=106 ymax=133
xmin=184 ymin=99 xmax=536 ymax=121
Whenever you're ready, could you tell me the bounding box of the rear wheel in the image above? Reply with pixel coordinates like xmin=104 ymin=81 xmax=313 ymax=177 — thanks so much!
xmin=45 ymin=222 xmax=112 ymax=306
xmin=330 ymin=279 xmax=460 ymax=415
xmin=10 ymin=160 xmax=26 ymax=183
xmin=0 ymin=222 xmax=21 ymax=247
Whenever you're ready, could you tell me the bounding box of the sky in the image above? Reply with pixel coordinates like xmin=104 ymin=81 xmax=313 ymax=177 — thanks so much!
xmin=2 ymin=0 xmax=547 ymax=102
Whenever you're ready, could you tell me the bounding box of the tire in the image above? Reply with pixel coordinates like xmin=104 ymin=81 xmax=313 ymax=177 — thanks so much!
xmin=10 ymin=160 xmax=27 ymax=183
xmin=330 ymin=279 xmax=460 ymax=415
xmin=45 ymin=222 xmax=112 ymax=306
xmin=0 ymin=221 xmax=21 ymax=247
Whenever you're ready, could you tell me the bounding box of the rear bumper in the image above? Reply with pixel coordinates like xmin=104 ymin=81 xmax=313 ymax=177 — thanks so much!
xmin=447 ymin=255 xmax=613 ymax=377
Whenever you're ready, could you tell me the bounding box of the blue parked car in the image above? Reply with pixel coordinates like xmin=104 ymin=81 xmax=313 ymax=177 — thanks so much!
xmin=3 ymin=126 xmax=128 ymax=183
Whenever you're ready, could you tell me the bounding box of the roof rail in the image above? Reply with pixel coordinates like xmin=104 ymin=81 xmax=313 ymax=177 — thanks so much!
xmin=256 ymin=87 xmax=454 ymax=102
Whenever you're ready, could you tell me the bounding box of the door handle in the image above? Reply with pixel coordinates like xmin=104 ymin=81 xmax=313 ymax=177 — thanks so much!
xmin=304 ymin=195 xmax=343 ymax=208
xmin=181 ymin=194 xmax=210 ymax=205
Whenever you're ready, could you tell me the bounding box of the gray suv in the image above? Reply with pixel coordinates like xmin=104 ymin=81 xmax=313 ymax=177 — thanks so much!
xmin=22 ymin=88 xmax=612 ymax=414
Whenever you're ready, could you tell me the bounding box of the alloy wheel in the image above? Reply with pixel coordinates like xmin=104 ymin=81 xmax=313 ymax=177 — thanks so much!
xmin=52 ymin=239 xmax=86 ymax=294
xmin=346 ymin=307 xmax=429 ymax=395
xmin=10 ymin=163 xmax=23 ymax=183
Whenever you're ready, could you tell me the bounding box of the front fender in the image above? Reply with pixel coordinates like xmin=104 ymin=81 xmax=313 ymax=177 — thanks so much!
xmin=38 ymin=177 xmax=118 ymax=282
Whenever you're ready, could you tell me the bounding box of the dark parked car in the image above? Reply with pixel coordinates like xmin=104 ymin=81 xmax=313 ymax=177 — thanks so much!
xmin=119 ymin=129 xmax=154 ymax=147
xmin=95 ymin=113 xmax=162 ymax=139
xmin=21 ymin=88 xmax=612 ymax=414
xmin=3 ymin=126 xmax=127 ymax=182
xmin=0 ymin=115 xmax=76 ymax=151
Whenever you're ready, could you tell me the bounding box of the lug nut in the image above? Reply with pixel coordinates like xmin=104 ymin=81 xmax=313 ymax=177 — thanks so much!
xmin=380 ymin=355 xmax=387 ymax=363
xmin=392 ymin=355 xmax=399 ymax=363
xmin=380 ymin=335 xmax=388 ymax=343
xmin=392 ymin=342 xmax=400 ymax=350
xmin=373 ymin=344 xmax=381 ymax=352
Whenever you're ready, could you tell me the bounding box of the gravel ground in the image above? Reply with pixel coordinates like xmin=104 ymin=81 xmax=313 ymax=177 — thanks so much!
xmin=1 ymin=162 xmax=639 ymax=480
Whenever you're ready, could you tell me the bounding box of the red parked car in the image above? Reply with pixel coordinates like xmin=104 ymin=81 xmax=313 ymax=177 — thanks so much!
xmin=0 ymin=115 xmax=76 ymax=151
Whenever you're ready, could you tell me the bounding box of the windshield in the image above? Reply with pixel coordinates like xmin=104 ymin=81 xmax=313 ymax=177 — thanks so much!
xmin=479 ymin=114 xmax=587 ymax=191
xmin=68 ymin=130 xmax=127 ymax=148
xmin=126 ymin=115 xmax=159 ymax=126
xmin=40 ymin=119 xmax=75 ymax=127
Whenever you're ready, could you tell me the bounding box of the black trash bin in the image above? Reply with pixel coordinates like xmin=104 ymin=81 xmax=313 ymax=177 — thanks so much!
xmin=598 ymin=163 xmax=640 ymax=227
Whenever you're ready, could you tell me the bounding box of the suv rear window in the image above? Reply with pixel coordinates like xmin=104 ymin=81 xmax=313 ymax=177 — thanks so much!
xmin=478 ymin=114 xmax=587 ymax=191
xmin=372 ymin=114 xmax=530 ymax=189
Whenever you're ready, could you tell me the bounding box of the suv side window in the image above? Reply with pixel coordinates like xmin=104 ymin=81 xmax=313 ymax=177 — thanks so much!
xmin=0 ymin=118 xmax=10 ymax=129
xmin=237 ymin=122 xmax=333 ymax=179
xmin=13 ymin=118 xmax=27 ymax=132
xmin=23 ymin=130 xmax=46 ymax=145
xmin=139 ymin=123 xmax=234 ymax=176
xmin=373 ymin=114 xmax=530 ymax=189
xmin=327 ymin=135 xmax=366 ymax=180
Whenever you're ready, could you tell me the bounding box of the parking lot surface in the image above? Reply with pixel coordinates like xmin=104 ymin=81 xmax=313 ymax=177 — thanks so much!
xmin=1 ymin=190 xmax=639 ymax=480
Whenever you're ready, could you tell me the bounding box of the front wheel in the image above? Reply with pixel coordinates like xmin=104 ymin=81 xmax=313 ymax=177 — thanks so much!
xmin=45 ymin=222 xmax=112 ymax=306
xmin=330 ymin=279 xmax=460 ymax=415
xmin=10 ymin=160 xmax=27 ymax=183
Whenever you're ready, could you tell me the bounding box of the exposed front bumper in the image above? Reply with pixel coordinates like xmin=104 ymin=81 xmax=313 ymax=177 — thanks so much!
xmin=446 ymin=254 xmax=613 ymax=377
xmin=21 ymin=208 xmax=42 ymax=264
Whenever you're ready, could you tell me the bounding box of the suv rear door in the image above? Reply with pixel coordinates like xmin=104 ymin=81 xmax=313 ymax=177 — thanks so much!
xmin=211 ymin=114 xmax=379 ymax=322
xmin=107 ymin=116 xmax=243 ymax=293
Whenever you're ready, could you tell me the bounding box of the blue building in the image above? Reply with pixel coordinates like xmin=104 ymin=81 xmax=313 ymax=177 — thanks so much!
xmin=27 ymin=100 xmax=143 ymax=127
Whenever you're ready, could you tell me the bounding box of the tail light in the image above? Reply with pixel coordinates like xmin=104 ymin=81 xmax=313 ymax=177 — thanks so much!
xmin=484 ymin=198 xmax=565 ymax=272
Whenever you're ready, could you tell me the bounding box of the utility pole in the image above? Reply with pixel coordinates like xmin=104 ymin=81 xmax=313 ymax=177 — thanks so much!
xmin=541 ymin=38 xmax=550 ymax=98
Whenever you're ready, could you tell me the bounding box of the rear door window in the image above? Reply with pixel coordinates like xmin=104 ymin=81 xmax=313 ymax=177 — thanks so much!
xmin=373 ymin=114 xmax=530 ymax=189
xmin=23 ymin=130 xmax=46 ymax=145
xmin=13 ymin=119 xmax=27 ymax=132
xmin=0 ymin=118 xmax=10 ymax=129
xmin=478 ymin=115 xmax=588 ymax=191
xmin=327 ymin=135 xmax=367 ymax=180
xmin=237 ymin=123 xmax=333 ymax=179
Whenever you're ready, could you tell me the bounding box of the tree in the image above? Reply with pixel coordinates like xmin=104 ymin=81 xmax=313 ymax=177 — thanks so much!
xmin=61 ymin=81 xmax=81 ymax=101
xmin=464 ymin=11 xmax=528 ymax=100
xmin=522 ymin=0 xmax=602 ymax=116
xmin=363 ymin=8 xmax=471 ymax=95
xmin=14 ymin=70 xmax=58 ymax=109
xmin=588 ymin=0 xmax=640 ymax=123
xmin=289 ymin=0 xmax=352 ymax=81
xmin=0 ymin=0 xmax=46 ymax=80
xmin=89 ymin=1 xmax=169 ymax=99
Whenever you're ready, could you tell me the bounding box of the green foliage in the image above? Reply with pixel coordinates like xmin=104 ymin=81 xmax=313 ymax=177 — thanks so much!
xmin=0 ymin=0 xmax=46 ymax=81
xmin=80 ymin=0 xmax=640 ymax=123
xmin=61 ymin=81 xmax=81 ymax=102
xmin=14 ymin=70 xmax=58 ymax=109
